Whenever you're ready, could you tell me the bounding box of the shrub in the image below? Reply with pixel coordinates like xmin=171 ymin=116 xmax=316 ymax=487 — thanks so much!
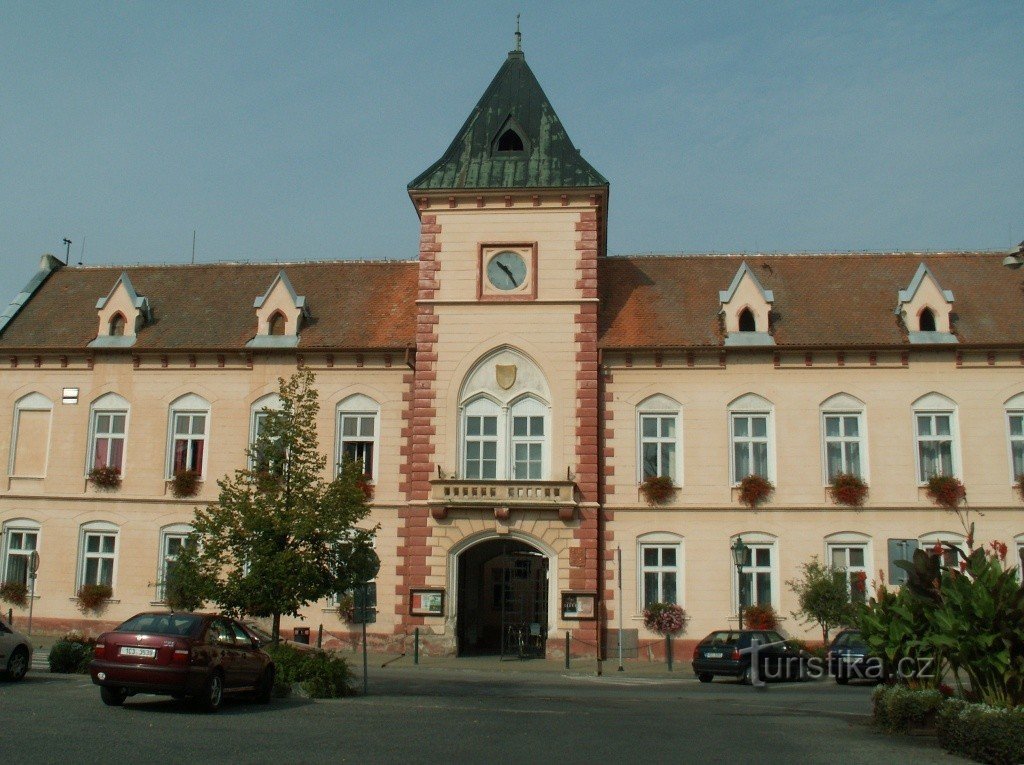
xmin=642 ymin=602 xmax=688 ymax=635
xmin=76 ymin=583 xmax=112 ymax=614
xmin=937 ymin=699 xmax=1024 ymax=765
xmin=87 ymin=465 xmax=122 ymax=490
xmin=743 ymin=604 xmax=779 ymax=630
xmin=925 ymin=474 xmax=966 ymax=509
xmin=872 ymin=685 xmax=945 ymax=733
xmin=737 ymin=474 xmax=774 ymax=509
xmin=48 ymin=633 xmax=96 ymax=674
xmin=264 ymin=643 xmax=355 ymax=699
xmin=639 ymin=475 xmax=676 ymax=505
xmin=0 ymin=580 xmax=28 ymax=608
xmin=171 ymin=469 xmax=200 ymax=498
xmin=829 ymin=473 xmax=868 ymax=507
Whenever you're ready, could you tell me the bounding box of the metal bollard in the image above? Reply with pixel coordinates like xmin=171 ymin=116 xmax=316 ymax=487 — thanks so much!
xmin=6 ymin=608 xmax=11 ymax=626
xmin=414 ymin=627 xmax=420 ymax=665
xmin=317 ymin=624 xmax=323 ymax=649
xmin=666 ymin=635 xmax=673 ymax=671
xmin=565 ymin=631 xmax=570 ymax=670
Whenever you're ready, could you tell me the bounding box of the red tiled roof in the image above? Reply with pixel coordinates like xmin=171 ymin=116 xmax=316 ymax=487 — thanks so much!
xmin=599 ymin=252 xmax=1022 ymax=349
xmin=0 ymin=261 xmax=418 ymax=351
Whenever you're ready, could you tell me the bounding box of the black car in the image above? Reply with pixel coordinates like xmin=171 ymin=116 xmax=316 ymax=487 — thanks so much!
xmin=691 ymin=629 xmax=810 ymax=683
xmin=826 ymin=628 xmax=883 ymax=684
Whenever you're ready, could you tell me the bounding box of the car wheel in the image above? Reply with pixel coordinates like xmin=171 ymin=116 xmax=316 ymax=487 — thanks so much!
xmin=100 ymin=685 xmax=128 ymax=707
xmin=254 ymin=666 xmax=274 ymax=704
xmin=835 ymin=673 xmax=850 ymax=685
xmin=740 ymin=666 xmax=752 ymax=685
xmin=198 ymin=671 xmax=224 ymax=713
xmin=697 ymin=672 xmax=714 ymax=683
xmin=5 ymin=646 xmax=29 ymax=682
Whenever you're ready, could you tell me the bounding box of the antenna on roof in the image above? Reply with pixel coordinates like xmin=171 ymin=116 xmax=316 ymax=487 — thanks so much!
xmin=514 ymin=13 xmax=522 ymax=51
xmin=62 ymin=237 xmax=71 ymax=265
xmin=78 ymin=235 xmax=85 ymax=266
xmin=191 ymin=230 xmax=196 ymax=264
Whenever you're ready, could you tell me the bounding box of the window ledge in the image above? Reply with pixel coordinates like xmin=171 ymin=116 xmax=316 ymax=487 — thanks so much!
xmin=724 ymin=332 xmax=775 ymax=347
xmin=69 ymin=597 xmax=121 ymax=605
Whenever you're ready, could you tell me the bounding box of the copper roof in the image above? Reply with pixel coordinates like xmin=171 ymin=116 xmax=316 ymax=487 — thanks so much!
xmin=0 ymin=261 xmax=418 ymax=351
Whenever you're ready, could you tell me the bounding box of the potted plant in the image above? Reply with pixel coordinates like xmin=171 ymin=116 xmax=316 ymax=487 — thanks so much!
xmin=829 ymin=473 xmax=868 ymax=507
xmin=925 ymin=475 xmax=966 ymax=510
xmin=642 ymin=602 xmax=689 ymax=670
xmin=743 ymin=603 xmax=780 ymax=630
xmin=0 ymin=580 xmax=28 ymax=608
xmin=172 ymin=469 xmax=201 ymax=498
xmin=87 ymin=465 xmax=122 ymax=490
xmin=639 ymin=475 xmax=676 ymax=506
xmin=738 ymin=474 xmax=774 ymax=509
xmin=76 ymin=583 xmax=113 ymax=615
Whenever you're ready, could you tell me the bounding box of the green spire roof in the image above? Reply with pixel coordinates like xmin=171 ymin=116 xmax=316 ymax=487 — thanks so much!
xmin=409 ymin=51 xmax=608 ymax=191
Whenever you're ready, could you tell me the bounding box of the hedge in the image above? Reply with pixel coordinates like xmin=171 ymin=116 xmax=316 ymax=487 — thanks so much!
xmin=872 ymin=685 xmax=945 ymax=733
xmin=48 ymin=635 xmax=95 ymax=674
xmin=264 ymin=643 xmax=354 ymax=699
xmin=936 ymin=699 xmax=1024 ymax=765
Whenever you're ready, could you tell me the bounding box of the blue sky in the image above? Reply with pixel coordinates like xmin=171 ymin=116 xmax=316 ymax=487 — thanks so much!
xmin=1 ymin=2 xmax=1021 ymax=290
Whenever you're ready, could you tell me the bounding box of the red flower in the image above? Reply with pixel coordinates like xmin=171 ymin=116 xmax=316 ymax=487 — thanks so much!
xmin=988 ymin=540 xmax=1008 ymax=562
xmin=852 ymin=571 xmax=867 ymax=592
xmin=931 ymin=541 xmax=945 ymax=556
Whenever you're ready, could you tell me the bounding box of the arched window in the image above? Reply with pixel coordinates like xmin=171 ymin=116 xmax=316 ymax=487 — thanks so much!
xmin=337 ymin=394 xmax=381 ymax=481
xmin=919 ymin=531 xmax=967 ymax=568
xmin=497 ymin=129 xmax=524 ymax=152
xmin=825 ymin=532 xmax=871 ymax=603
xmin=732 ymin=532 xmax=778 ymax=610
xmin=919 ymin=308 xmax=936 ymax=332
xmin=820 ymin=393 xmax=867 ymax=484
xmin=462 ymin=397 xmax=502 ymax=480
xmin=2 ymin=519 xmax=40 ymax=588
xmin=1005 ymin=393 xmax=1024 ymax=482
xmin=9 ymin=392 xmax=53 ymax=478
xmin=728 ymin=394 xmax=774 ymax=484
xmin=509 ymin=396 xmax=547 ymax=480
xmin=78 ymin=521 xmax=119 ymax=590
xmin=88 ymin=392 xmax=129 ymax=474
xmin=268 ymin=311 xmax=286 ymax=336
xmin=249 ymin=393 xmax=283 ymax=470
xmin=109 ymin=313 xmax=126 ymax=336
xmin=738 ymin=308 xmax=756 ymax=332
xmin=158 ymin=523 xmax=193 ymax=602
xmin=167 ymin=393 xmax=211 ymax=478
xmin=637 ymin=532 xmax=683 ymax=610
xmin=636 ymin=394 xmax=682 ymax=484
xmin=912 ymin=392 xmax=958 ymax=483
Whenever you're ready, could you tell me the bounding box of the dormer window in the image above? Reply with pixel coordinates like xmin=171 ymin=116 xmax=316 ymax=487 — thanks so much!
xmin=109 ymin=313 xmax=126 ymax=337
xmin=497 ymin=129 xmax=524 ymax=152
xmin=89 ymin=272 xmax=150 ymax=349
xmin=268 ymin=312 xmax=286 ymax=336
xmin=919 ymin=308 xmax=936 ymax=332
xmin=738 ymin=308 xmax=756 ymax=333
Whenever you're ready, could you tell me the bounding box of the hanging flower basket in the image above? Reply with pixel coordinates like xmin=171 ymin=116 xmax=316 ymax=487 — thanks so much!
xmin=639 ymin=475 xmax=676 ymax=506
xmin=829 ymin=473 xmax=868 ymax=507
xmin=0 ymin=580 xmax=29 ymax=608
xmin=743 ymin=604 xmax=779 ymax=630
xmin=925 ymin=475 xmax=966 ymax=509
xmin=76 ymin=583 xmax=113 ymax=615
xmin=738 ymin=474 xmax=774 ymax=509
xmin=642 ymin=602 xmax=688 ymax=636
xmin=88 ymin=465 xmax=122 ymax=490
xmin=171 ymin=469 xmax=201 ymax=498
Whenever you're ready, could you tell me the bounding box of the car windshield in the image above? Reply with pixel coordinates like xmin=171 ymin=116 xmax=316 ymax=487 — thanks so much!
xmin=833 ymin=632 xmax=868 ymax=650
xmin=116 ymin=613 xmax=202 ymax=637
xmin=702 ymin=631 xmax=739 ymax=645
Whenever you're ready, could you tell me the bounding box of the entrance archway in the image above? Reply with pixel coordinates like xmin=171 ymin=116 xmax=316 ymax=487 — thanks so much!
xmin=456 ymin=538 xmax=550 ymax=657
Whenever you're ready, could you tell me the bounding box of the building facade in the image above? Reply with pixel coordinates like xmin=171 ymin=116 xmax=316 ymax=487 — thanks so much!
xmin=1 ymin=49 xmax=1022 ymax=657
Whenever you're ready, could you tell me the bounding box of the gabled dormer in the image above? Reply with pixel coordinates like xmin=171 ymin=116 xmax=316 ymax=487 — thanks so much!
xmin=895 ymin=263 xmax=956 ymax=344
xmin=88 ymin=272 xmax=150 ymax=348
xmin=246 ymin=270 xmax=308 ymax=348
xmin=720 ymin=262 xmax=775 ymax=346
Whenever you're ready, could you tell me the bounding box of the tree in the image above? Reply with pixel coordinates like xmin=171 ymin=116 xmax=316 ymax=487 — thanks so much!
xmin=172 ymin=370 xmax=377 ymax=642
xmin=786 ymin=556 xmax=856 ymax=644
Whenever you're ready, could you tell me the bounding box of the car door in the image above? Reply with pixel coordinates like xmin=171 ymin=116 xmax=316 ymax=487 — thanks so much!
xmin=229 ymin=620 xmax=262 ymax=687
xmin=0 ymin=621 xmax=13 ymax=666
xmin=207 ymin=618 xmax=241 ymax=688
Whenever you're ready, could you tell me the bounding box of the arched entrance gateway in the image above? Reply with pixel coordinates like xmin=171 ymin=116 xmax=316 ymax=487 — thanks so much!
xmin=454 ymin=537 xmax=551 ymax=657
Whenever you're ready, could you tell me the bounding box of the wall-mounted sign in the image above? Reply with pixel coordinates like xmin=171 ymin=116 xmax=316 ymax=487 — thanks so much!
xmin=409 ymin=588 xmax=445 ymax=616
xmin=561 ymin=591 xmax=597 ymax=620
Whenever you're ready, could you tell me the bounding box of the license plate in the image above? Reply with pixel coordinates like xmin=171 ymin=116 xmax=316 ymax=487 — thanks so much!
xmin=705 ymin=652 xmax=724 ymax=659
xmin=120 ymin=646 xmax=156 ymax=658
xmin=842 ymin=656 xmax=860 ymax=663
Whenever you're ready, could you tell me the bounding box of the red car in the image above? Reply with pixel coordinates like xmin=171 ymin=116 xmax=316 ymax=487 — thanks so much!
xmin=89 ymin=612 xmax=275 ymax=711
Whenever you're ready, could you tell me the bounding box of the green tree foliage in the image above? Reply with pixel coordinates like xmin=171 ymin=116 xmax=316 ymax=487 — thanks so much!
xmin=171 ymin=370 xmax=377 ymax=641
xmin=786 ymin=556 xmax=857 ymax=644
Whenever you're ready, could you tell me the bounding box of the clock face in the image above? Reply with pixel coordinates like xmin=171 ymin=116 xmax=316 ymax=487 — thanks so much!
xmin=486 ymin=251 xmax=527 ymax=291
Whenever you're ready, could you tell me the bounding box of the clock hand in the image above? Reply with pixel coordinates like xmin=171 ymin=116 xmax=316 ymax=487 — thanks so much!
xmin=496 ymin=261 xmax=518 ymax=287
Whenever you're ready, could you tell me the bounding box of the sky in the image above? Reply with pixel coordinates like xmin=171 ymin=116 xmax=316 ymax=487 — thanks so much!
xmin=1 ymin=2 xmax=1021 ymax=291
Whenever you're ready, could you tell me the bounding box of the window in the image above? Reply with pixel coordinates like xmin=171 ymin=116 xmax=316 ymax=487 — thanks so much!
xmin=738 ymin=308 xmax=756 ymax=332
xmin=734 ymin=534 xmax=777 ymax=609
xmin=9 ymin=392 xmax=53 ymax=477
xmin=88 ymin=393 xmax=129 ymax=473
xmin=268 ymin=312 xmax=286 ymax=336
xmin=497 ymin=129 xmax=524 ymax=152
xmin=912 ymin=393 xmax=958 ymax=483
xmin=336 ymin=394 xmax=380 ymax=481
xmin=109 ymin=313 xmax=126 ymax=336
xmin=827 ymin=536 xmax=870 ymax=603
xmin=2 ymin=521 xmax=39 ymax=587
xmin=167 ymin=394 xmax=210 ymax=478
xmin=887 ymin=538 xmax=916 ymax=586
xmin=510 ymin=397 xmax=546 ymax=480
xmin=820 ymin=394 xmax=867 ymax=483
xmin=637 ymin=395 xmax=681 ymax=484
xmin=462 ymin=397 xmax=501 ymax=480
xmin=1017 ymin=537 xmax=1024 ymax=583
xmin=1005 ymin=395 xmax=1024 ymax=481
xmin=158 ymin=524 xmax=192 ymax=602
xmin=249 ymin=393 xmax=282 ymax=470
xmin=729 ymin=395 xmax=773 ymax=484
xmin=919 ymin=532 xmax=967 ymax=569
xmin=638 ymin=534 xmax=682 ymax=609
xmin=79 ymin=522 xmax=118 ymax=589
xmin=919 ymin=308 xmax=936 ymax=332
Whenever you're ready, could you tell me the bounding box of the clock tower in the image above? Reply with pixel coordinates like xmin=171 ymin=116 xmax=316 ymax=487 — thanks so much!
xmin=399 ymin=44 xmax=610 ymax=656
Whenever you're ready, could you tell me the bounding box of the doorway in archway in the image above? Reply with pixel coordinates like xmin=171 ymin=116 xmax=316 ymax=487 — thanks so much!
xmin=456 ymin=538 xmax=549 ymax=658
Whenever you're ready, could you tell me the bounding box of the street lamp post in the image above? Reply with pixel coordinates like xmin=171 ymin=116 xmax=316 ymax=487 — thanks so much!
xmin=731 ymin=537 xmax=747 ymax=630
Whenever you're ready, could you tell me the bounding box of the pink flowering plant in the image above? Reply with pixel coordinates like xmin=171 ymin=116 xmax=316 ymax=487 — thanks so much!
xmin=642 ymin=602 xmax=688 ymax=636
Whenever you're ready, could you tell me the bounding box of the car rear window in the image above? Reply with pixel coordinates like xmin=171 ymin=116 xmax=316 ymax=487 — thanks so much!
xmin=833 ymin=631 xmax=866 ymax=649
xmin=116 ymin=614 xmax=202 ymax=637
xmin=702 ymin=631 xmax=739 ymax=645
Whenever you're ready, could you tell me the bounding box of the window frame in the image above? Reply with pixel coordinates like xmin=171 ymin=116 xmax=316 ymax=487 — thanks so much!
xmin=825 ymin=533 xmax=872 ymax=603
xmin=156 ymin=523 xmax=193 ymax=603
xmin=166 ymin=394 xmax=211 ymax=479
xmin=636 ymin=395 xmax=682 ymax=486
xmin=732 ymin=533 xmax=779 ymax=613
xmin=78 ymin=521 xmax=119 ymax=591
xmin=636 ymin=532 xmax=683 ymax=613
xmin=335 ymin=394 xmax=381 ymax=483
xmin=728 ymin=395 xmax=775 ymax=485
xmin=1004 ymin=394 xmax=1024 ymax=484
xmin=911 ymin=394 xmax=959 ymax=485
xmin=8 ymin=392 xmax=54 ymax=478
xmin=819 ymin=394 xmax=868 ymax=485
xmin=458 ymin=394 xmax=551 ymax=482
xmin=249 ymin=393 xmax=283 ymax=470
xmin=509 ymin=395 xmax=549 ymax=481
xmin=1 ymin=519 xmax=40 ymax=589
xmin=918 ymin=531 xmax=968 ymax=568
xmin=87 ymin=393 xmax=130 ymax=476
